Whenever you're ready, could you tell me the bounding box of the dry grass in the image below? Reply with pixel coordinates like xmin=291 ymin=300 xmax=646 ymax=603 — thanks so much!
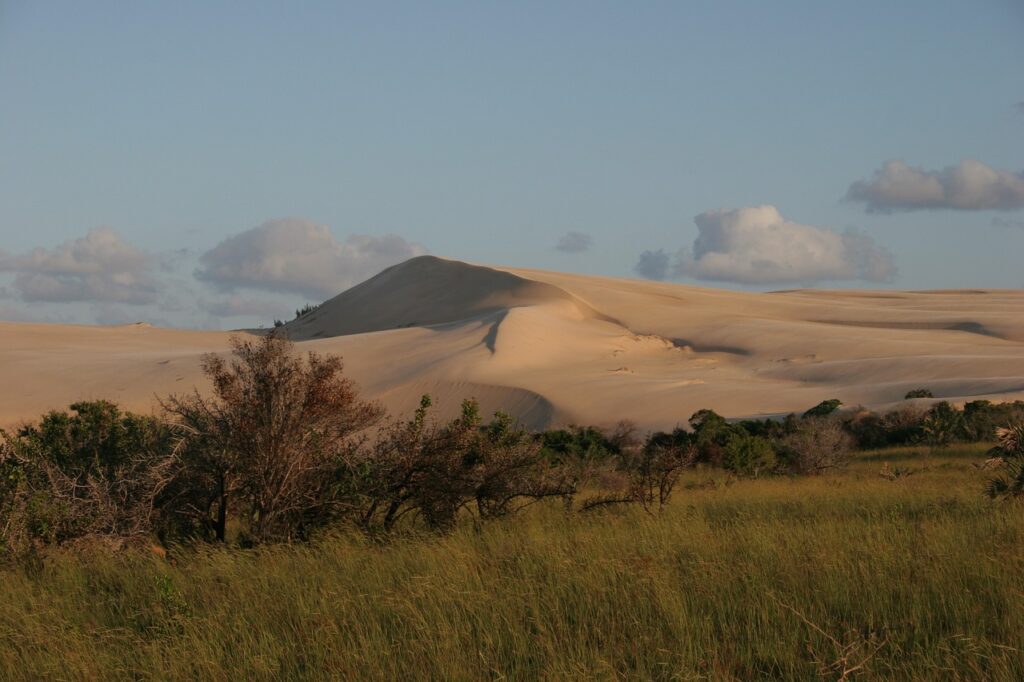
xmin=2 ymin=444 xmax=1023 ymax=680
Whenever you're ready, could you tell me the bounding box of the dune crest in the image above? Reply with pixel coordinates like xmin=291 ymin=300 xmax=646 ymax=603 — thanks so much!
xmin=284 ymin=255 xmax=616 ymax=339
xmin=1 ymin=256 xmax=1023 ymax=431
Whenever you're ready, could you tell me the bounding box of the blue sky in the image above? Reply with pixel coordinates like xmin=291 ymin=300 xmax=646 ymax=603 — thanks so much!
xmin=1 ymin=1 xmax=1022 ymax=328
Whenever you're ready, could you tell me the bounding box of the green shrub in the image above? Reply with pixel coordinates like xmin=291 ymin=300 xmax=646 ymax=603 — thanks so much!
xmin=722 ymin=430 xmax=776 ymax=477
xmin=539 ymin=425 xmax=620 ymax=464
xmin=904 ymin=388 xmax=933 ymax=399
xmin=689 ymin=409 xmax=734 ymax=465
xmin=0 ymin=401 xmax=175 ymax=555
xmin=803 ymin=399 xmax=842 ymax=418
xmin=985 ymin=423 xmax=1024 ymax=500
xmin=921 ymin=401 xmax=966 ymax=446
xmin=963 ymin=400 xmax=1024 ymax=441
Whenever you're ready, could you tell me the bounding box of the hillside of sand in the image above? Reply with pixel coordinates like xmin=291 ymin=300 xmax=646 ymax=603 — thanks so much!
xmin=2 ymin=255 xmax=1023 ymax=431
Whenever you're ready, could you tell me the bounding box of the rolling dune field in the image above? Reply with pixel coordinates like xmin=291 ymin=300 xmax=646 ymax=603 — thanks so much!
xmin=2 ymin=256 xmax=1023 ymax=431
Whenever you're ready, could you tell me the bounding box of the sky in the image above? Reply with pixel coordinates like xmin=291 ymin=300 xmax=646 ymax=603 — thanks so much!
xmin=1 ymin=1 xmax=1022 ymax=329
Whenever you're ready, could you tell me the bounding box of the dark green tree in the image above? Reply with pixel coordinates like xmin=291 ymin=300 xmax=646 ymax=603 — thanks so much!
xmin=803 ymin=399 xmax=842 ymax=418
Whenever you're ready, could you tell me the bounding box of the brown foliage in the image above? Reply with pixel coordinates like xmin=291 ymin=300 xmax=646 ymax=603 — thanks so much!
xmin=0 ymin=401 xmax=176 ymax=556
xmin=582 ymin=441 xmax=696 ymax=513
xmin=161 ymin=333 xmax=383 ymax=543
xmin=780 ymin=417 xmax=853 ymax=475
xmin=353 ymin=396 xmax=576 ymax=534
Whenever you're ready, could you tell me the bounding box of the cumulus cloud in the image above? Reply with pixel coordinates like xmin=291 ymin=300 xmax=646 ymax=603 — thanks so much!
xmin=633 ymin=249 xmax=670 ymax=281
xmin=195 ymin=219 xmax=427 ymax=299
xmin=635 ymin=205 xmax=895 ymax=285
xmin=0 ymin=228 xmax=161 ymax=304
xmin=555 ymin=231 xmax=593 ymax=253
xmin=846 ymin=160 xmax=1024 ymax=212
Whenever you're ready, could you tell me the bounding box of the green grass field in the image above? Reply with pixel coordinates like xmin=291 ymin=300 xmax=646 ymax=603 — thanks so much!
xmin=2 ymin=444 xmax=1022 ymax=680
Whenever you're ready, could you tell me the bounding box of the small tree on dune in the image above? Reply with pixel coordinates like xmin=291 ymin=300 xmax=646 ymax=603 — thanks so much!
xmin=904 ymin=388 xmax=933 ymax=400
xmin=803 ymin=399 xmax=843 ymax=418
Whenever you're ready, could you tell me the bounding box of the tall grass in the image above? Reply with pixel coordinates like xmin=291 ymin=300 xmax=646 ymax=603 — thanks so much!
xmin=2 ymin=444 xmax=1022 ymax=680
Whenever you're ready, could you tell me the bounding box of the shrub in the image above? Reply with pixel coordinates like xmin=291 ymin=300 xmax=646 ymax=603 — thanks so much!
xmin=645 ymin=427 xmax=693 ymax=452
xmin=161 ymin=333 xmax=383 ymax=543
xmin=539 ymin=425 xmax=620 ymax=464
xmin=0 ymin=401 xmax=176 ymax=555
xmin=879 ymin=405 xmax=928 ymax=446
xmin=295 ymin=303 xmax=320 ymax=319
xmin=354 ymin=396 xmax=575 ymax=534
xmin=689 ymin=409 xmax=734 ymax=465
xmin=581 ymin=441 xmax=696 ymax=513
xmin=984 ymin=423 xmax=1024 ymax=499
xmin=963 ymin=400 xmax=1024 ymax=441
xmin=803 ymin=399 xmax=842 ymax=418
xmin=904 ymin=388 xmax=933 ymax=399
xmin=722 ymin=430 xmax=776 ymax=477
xmin=920 ymin=401 xmax=966 ymax=447
xmin=779 ymin=417 xmax=853 ymax=475
xmin=736 ymin=417 xmax=790 ymax=439
xmin=843 ymin=409 xmax=888 ymax=449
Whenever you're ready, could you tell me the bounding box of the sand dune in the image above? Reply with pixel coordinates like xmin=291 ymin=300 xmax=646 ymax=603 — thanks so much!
xmin=285 ymin=256 xmax=615 ymax=340
xmin=2 ymin=255 xmax=1023 ymax=431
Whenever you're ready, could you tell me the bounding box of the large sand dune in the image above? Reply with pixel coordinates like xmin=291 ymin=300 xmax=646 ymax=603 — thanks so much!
xmin=2 ymin=255 xmax=1023 ymax=431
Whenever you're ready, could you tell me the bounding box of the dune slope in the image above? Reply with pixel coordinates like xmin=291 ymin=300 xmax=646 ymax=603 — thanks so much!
xmin=2 ymin=256 xmax=1023 ymax=431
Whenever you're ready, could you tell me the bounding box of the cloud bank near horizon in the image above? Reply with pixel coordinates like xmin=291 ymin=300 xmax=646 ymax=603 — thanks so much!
xmin=635 ymin=205 xmax=896 ymax=285
xmin=0 ymin=228 xmax=162 ymax=304
xmin=0 ymin=219 xmax=428 ymax=327
xmin=194 ymin=219 xmax=427 ymax=299
xmin=846 ymin=160 xmax=1024 ymax=212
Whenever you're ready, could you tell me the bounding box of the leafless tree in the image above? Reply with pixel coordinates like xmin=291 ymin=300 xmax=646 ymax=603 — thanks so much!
xmin=779 ymin=417 xmax=853 ymax=475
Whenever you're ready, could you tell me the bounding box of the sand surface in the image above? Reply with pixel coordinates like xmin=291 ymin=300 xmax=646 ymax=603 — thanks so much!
xmin=3 ymin=256 xmax=1023 ymax=432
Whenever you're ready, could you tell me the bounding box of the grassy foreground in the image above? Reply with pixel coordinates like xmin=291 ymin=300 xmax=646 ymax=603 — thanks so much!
xmin=1 ymin=444 xmax=1022 ymax=680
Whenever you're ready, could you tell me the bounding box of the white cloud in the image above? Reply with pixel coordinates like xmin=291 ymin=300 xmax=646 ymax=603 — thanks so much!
xmin=0 ymin=228 xmax=161 ymax=304
xmin=195 ymin=218 xmax=427 ymax=299
xmin=555 ymin=231 xmax=593 ymax=253
xmin=635 ymin=205 xmax=896 ymax=285
xmin=846 ymin=160 xmax=1024 ymax=212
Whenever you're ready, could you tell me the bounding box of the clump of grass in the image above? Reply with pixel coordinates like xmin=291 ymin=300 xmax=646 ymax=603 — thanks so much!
xmin=1 ymin=445 xmax=1022 ymax=680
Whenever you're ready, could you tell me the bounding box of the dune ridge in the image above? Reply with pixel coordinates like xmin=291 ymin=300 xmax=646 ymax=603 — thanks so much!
xmin=2 ymin=256 xmax=1023 ymax=431
xmin=284 ymin=255 xmax=617 ymax=339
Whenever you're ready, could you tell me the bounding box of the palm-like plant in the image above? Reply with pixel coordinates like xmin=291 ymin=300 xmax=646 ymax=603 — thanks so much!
xmin=984 ymin=423 xmax=1024 ymax=500
xmin=996 ymin=424 xmax=1024 ymax=455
